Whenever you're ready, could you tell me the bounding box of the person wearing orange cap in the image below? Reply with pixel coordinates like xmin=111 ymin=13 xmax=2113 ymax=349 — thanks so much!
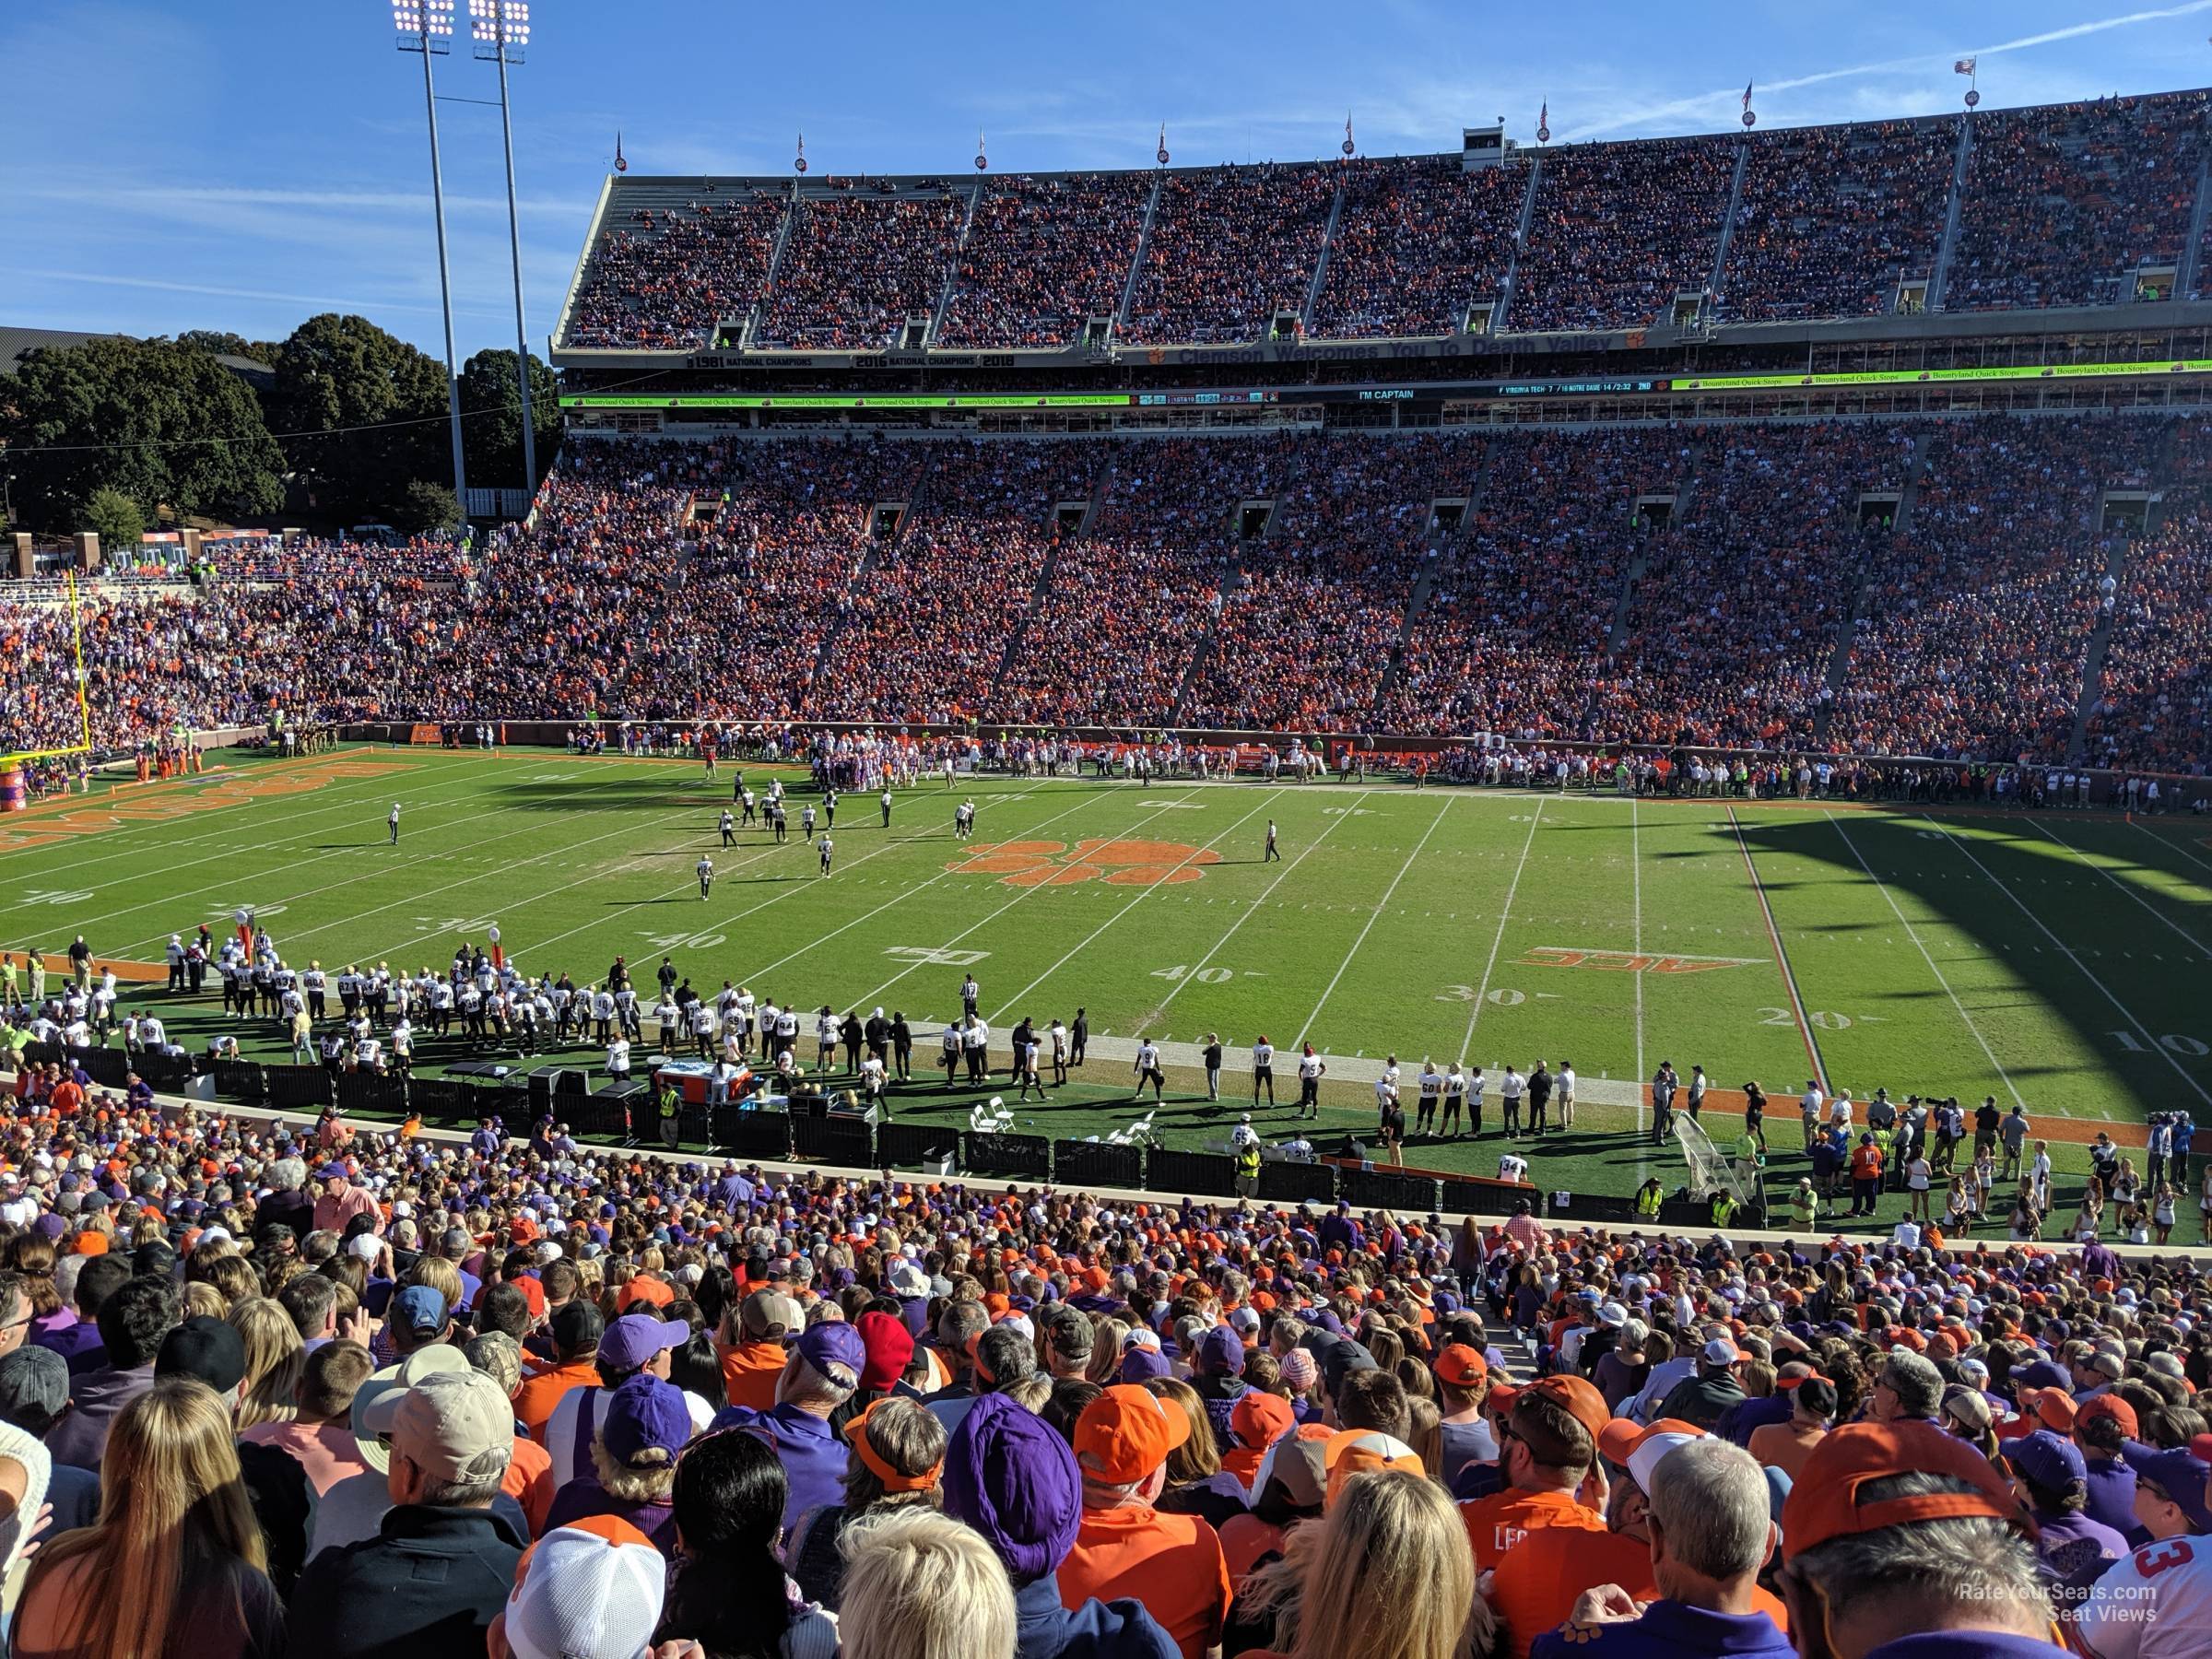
xmin=1435 ymin=1344 xmax=1497 ymax=1484
xmin=1774 ymin=1420 xmax=2068 ymax=1659
xmin=1060 ymin=1384 xmax=1232 ymax=1659
xmin=1456 ymin=1374 xmax=1610 ymax=1573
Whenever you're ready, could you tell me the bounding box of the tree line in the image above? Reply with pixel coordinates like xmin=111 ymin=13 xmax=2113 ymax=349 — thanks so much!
xmin=0 ymin=313 xmax=562 ymax=542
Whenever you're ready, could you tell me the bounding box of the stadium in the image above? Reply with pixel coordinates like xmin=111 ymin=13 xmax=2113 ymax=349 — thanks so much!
xmin=5 ymin=10 xmax=2212 ymax=1657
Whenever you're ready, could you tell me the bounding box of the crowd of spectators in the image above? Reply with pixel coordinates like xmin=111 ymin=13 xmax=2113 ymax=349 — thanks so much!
xmin=936 ymin=175 xmax=1152 ymax=348
xmin=1308 ymin=157 xmax=1525 ymax=339
xmin=2084 ymin=417 xmax=2212 ymax=770
xmin=561 ymin=193 xmax=790 ymax=351
xmin=1949 ymin=91 xmax=2209 ymax=312
xmin=1718 ymin=122 xmax=1956 ymax=323
xmin=9 ymin=417 xmax=2212 ymax=772
xmin=1511 ymin=139 xmax=1737 ymax=332
xmin=1122 ymin=164 xmax=1337 ymax=345
xmin=0 ymin=1067 xmax=2204 ymax=1659
xmin=1378 ymin=428 xmax=1698 ymax=740
xmin=755 ymin=191 xmax=968 ymax=351
xmin=1834 ymin=417 xmax=2160 ymax=761
xmin=1592 ymin=423 xmax=1924 ymax=748
xmin=814 ymin=441 xmax=1105 ymax=724
xmin=1182 ymin=436 xmax=1468 ymax=732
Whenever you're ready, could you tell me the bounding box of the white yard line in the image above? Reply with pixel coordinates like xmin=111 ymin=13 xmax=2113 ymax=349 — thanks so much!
xmin=1294 ymin=794 xmax=1453 ymax=1049
xmin=834 ymin=788 xmax=1202 ymax=1016
xmin=0 ymin=752 xmax=465 ymax=885
xmin=2027 ymin=819 xmax=2212 ymax=960
xmin=982 ymin=791 xmax=1278 ymax=1025
xmin=1728 ymin=807 xmax=1829 ymax=1096
xmin=1137 ymin=788 xmax=1378 ymax=1034
xmin=1921 ymin=815 xmax=2212 ymax=1110
xmin=97 ymin=769 xmax=655 ymax=956
xmin=2131 ymin=819 xmax=2212 ymax=880
xmin=1827 ymin=811 xmax=2025 ymax=1109
xmin=1630 ymin=797 xmax=1647 ymax=1129
xmin=729 ymin=780 xmax=1088 ymax=986
xmin=1457 ymin=800 xmax=1544 ymax=1067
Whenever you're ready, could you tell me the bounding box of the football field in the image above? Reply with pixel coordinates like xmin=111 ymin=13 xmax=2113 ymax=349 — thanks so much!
xmin=7 ymin=745 xmax=2212 ymax=1227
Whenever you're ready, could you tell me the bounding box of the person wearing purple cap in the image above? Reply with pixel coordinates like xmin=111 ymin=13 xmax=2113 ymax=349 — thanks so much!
xmin=944 ymin=1393 xmax=1178 ymax=1659
xmin=541 ymin=1371 xmax=689 ymax=1552
xmin=1189 ymin=1327 xmax=1249 ymax=1454
xmin=712 ymin=1319 xmax=865 ymax=1533
xmin=540 ymin=1312 xmax=706 ymax=1486
xmin=2000 ymin=1429 xmax=2127 ymax=1597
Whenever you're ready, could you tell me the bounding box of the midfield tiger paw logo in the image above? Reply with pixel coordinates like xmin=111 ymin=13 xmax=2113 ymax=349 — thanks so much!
xmin=947 ymin=838 xmax=1222 ymax=888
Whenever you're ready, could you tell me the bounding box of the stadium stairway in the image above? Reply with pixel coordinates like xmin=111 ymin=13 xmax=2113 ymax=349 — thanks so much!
xmin=1492 ymin=155 xmax=1545 ymax=333
xmin=1116 ymin=177 xmax=1164 ymax=333
xmin=2185 ymin=146 xmax=2212 ymax=299
xmin=928 ymin=182 xmax=984 ymax=344
xmin=1376 ymin=444 xmax=1492 ymax=710
xmin=1928 ymin=115 xmax=1973 ymax=312
xmin=1704 ymin=140 xmax=1750 ymax=312
xmin=2068 ymin=530 xmax=2136 ymax=763
xmin=1299 ymin=179 xmax=1347 ymax=334
xmin=1815 ymin=429 xmax=1936 ymax=746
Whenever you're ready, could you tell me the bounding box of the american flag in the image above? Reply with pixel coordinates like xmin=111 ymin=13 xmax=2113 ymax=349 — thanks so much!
xmin=1538 ymin=100 xmax=1547 ymax=130
xmin=1955 ymin=56 xmax=1977 ymax=76
xmin=1742 ymin=80 xmax=1754 ymax=111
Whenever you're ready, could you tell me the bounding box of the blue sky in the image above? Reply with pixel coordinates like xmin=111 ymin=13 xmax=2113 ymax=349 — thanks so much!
xmin=6 ymin=0 xmax=2212 ymax=361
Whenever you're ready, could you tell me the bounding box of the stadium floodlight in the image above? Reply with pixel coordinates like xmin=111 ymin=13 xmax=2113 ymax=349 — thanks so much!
xmin=469 ymin=0 xmax=528 ymax=60
xmin=471 ymin=0 xmax=540 ymax=502
xmin=391 ymin=0 xmax=469 ymax=511
xmin=393 ymin=0 xmax=454 ymax=52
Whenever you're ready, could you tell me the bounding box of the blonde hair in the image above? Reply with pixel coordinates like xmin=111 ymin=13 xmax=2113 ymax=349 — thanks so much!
xmin=1289 ymin=1470 xmax=1485 ymax=1659
xmin=228 ymin=1298 xmax=306 ymax=1430
xmin=838 ymin=1508 xmax=1016 ymax=1659
xmin=182 ymin=1281 xmax=229 ymax=1322
xmin=406 ymin=1254 xmax=465 ymax=1315
xmin=23 ymin=1380 xmax=266 ymax=1659
xmin=1087 ymin=1318 xmax=1129 ymax=1384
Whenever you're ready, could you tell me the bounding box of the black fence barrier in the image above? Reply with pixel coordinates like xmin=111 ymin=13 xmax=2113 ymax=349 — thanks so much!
xmin=1657 ymin=1195 xmax=1764 ymax=1230
xmin=406 ymin=1074 xmax=464 ymax=1124
xmin=1340 ymin=1166 xmax=1441 ymax=1212
xmin=1146 ymin=1147 xmax=1239 ymax=1198
xmin=964 ymin=1132 xmax=1053 ymax=1181
xmin=138 ymin=1051 xmax=195 ymax=1089
xmin=1537 ymin=1189 xmax=1640 ymax=1224
xmin=266 ymin=1065 xmax=334 ymax=1112
xmin=213 ymin=1058 xmax=265 ymax=1101
xmin=18 ymin=1042 xmax=63 ymax=1071
xmin=878 ymin=1121 xmax=960 ymax=1170
xmin=715 ymin=1108 xmax=792 ymax=1159
xmin=82 ymin=1050 xmax=131 ymax=1088
xmin=794 ymin=1113 xmax=875 ymax=1167
xmin=458 ymin=1080 xmax=523 ymax=1127
xmin=337 ymin=1071 xmax=406 ymax=1117
xmin=1438 ymin=1178 xmax=1539 ymax=1218
xmin=1053 ymin=1139 xmax=1141 ymax=1191
xmin=1258 ymin=1160 xmax=1337 ymax=1206
xmin=585 ymin=1082 xmax=654 ymax=1142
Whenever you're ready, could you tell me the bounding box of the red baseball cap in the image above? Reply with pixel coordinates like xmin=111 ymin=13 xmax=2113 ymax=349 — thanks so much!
xmin=1075 ymin=1384 xmax=1191 ymax=1485
xmin=1782 ymin=1422 xmax=2030 ymax=1561
xmin=1230 ymin=1391 xmax=1295 ymax=1452
xmin=2077 ymin=1395 xmax=2138 ymax=1439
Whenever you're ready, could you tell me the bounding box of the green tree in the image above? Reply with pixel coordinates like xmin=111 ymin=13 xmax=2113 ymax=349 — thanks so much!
xmin=397 ymin=479 xmax=461 ymax=535
xmin=0 ymin=336 xmax=286 ymax=533
xmin=267 ymin=313 xmax=453 ymax=524
xmin=83 ymin=487 xmax=146 ymax=552
xmin=459 ymin=347 xmax=563 ymax=493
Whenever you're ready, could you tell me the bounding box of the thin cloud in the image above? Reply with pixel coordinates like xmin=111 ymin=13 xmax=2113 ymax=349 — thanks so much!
xmin=1562 ymin=0 xmax=2212 ymax=138
xmin=3 ymin=267 xmax=509 ymax=320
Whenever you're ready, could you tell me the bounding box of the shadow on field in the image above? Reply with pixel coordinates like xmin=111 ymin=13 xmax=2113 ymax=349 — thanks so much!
xmin=1732 ymin=811 xmax=2212 ymax=1119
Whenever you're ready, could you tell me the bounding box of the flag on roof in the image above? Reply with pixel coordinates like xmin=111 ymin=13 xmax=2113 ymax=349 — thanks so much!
xmin=1742 ymin=80 xmax=1754 ymax=110
xmin=1954 ymin=56 xmax=1977 ymax=75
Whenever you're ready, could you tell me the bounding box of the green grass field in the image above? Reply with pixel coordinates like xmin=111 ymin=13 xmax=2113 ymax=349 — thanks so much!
xmin=9 ymin=745 xmax=2212 ymax=1233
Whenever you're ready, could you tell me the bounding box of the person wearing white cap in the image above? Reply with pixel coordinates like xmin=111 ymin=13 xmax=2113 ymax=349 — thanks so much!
xmin=489 ymin=1516 xmax=667 ymax=1659
xmin=288 ymin=1365 xmax=523 ymax=1658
